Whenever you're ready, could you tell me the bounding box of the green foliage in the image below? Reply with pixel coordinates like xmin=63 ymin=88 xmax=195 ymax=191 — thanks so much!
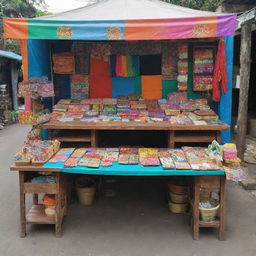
xmin=0 ymin=0 xmax=47 ymax=53
xmin=161 ymin=0 xmax=223 ymax=11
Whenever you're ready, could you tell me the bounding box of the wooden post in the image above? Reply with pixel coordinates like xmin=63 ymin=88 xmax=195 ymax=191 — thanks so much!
xmin=237 ymin=20 xmax=252 ymax=160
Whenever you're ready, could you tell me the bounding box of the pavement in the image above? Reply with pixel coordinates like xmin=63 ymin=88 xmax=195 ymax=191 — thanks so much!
xmin=1 ymin=124 xmax=256 ymax=256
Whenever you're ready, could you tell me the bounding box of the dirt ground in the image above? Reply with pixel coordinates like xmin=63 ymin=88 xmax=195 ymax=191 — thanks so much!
xmin=0 ymin=124 xmax=256 ymax=256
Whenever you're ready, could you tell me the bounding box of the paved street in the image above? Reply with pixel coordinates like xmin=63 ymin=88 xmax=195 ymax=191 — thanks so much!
xmin=0 ymin=124 xmax=256 ymax=256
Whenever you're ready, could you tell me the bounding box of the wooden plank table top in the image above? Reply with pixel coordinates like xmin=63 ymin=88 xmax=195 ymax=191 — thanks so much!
xmin=10 ymin=165 xmax=60 ymax=172
xmin=40 ymin=120 xmax=230 ymax=131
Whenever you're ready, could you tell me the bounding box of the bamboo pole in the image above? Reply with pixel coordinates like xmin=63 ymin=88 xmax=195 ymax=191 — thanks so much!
xmin=236 ymin=20 xmax=252 ymax=160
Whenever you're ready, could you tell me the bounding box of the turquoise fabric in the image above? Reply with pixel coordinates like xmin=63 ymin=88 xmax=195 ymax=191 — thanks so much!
xmin=43 ymin=162 xmax=225 ymax=176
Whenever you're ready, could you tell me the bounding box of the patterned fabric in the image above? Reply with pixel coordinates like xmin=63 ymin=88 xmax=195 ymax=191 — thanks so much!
xmin=91 ymin=43 xmax=111 ymax=61
xmin=70 ymin=74 xmax=89 ymax=100
xmin=52 ymin=53 xmax=75 ymax=74
xmin=111 ymin=42 xmax=139 ymax=55
xmin=138 ymin=41 xmax=162 ymax=55
xmin=162 ymin=42 xmax=178 ymax=80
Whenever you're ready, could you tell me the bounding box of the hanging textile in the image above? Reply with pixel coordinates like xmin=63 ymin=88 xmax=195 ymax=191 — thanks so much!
xmin=140 ymin=55 xmax=161 ymax=75
xmin=91 ymin=43 xmax=111 ymax=62
xmin=111 ymin=42 xmax=139 ymax=56
xmin=72 ymin=42 xmax=91 ymax=75
xmin=213 ymin=39 xmax=227 ymax=102
xmin=138 ymin=41 xmax=162 ymax=55
xmin=89 ymin=75 xmax=112 ymax=98
xmin=90 ymin=57 xmax=110 ymax=76
xmin=70 ymin=74 xmax=89 ymax=100
xmin=141 ymin=75 xmax=162 ymax=99
xmin=162 ymin=42 xmax=178 ymax=80
xmin=112 ymin=77 xmax=136 ymax=98
xmin=52 ymin=53 xmax=75 ymax=74
xmin=115 ymin=56 xmax=140 ymax=77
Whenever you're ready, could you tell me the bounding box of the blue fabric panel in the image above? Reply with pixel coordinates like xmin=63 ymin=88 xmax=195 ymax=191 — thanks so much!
xmin=27 ymin=39 xmax=51 ymax=79
xmin=43 ymin=162 xmax=225 ymax=176
xmin=112 ymin=77 xmax=136 ymax=98
xmin=219 ymin=36 xmax=234 ymax=144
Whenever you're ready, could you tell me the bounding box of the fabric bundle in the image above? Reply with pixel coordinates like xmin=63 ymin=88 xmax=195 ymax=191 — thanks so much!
xmin=213 ymin=39 xmax=227 ymax=102
xmin=52 ymin=53 xmax=75 ymax=74
xmin=177 ymin=44 xmax=188 ymax=91
xmin=70 ymin=74 xmax=89 ymax=100
xmin=193 ymin=75 xmax=213 ymax=91
xmin=115 ymin=56 xmax=140 ymax=77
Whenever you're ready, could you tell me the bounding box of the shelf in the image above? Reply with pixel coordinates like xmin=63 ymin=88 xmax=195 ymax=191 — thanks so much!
xmin=199 ymin=220 xmax=220 ymax=228
xmin=52 ymin=130 xmax=92 ymax=142
xmin=26 ymin=205 xmax=55 ymax=225
xmin=24 ymin=182 xmax=57 ymax=194
xmin=174 ymin=131 xmax=216 ymax=143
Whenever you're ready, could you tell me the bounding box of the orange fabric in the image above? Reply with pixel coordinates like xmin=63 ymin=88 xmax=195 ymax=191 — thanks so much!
xmin=3 ymin=18 xmax=28 ymax=39
xmin=89 ymin=75 xmax=112 ymax=98
xmin=90 ymin=57 xmax=109 ymax=76
xmin=213 ymin=39 xmax=227 ymax=102
xmin=20 ymin=39 xmax=28 ymax=81
xmin=141 ymin=75 xmax=162 ymax=99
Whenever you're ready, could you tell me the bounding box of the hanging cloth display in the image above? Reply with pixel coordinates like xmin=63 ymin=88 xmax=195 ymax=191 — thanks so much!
xmin=212 ymin=39 xmax=227 ymax=102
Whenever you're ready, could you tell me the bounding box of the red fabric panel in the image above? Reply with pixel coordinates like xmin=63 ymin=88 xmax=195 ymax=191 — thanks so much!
xmin=89 ymin=75 xmax=112 ymax=98
xmin=90 ymin=57 xmax=109 ymax=76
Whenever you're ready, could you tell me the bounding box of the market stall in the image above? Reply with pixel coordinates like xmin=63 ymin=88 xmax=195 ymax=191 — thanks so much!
xmin=4 ymin=0 xmax=239 ymax=240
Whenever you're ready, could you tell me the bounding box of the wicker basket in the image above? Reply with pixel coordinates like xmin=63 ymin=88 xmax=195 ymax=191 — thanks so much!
xmin=169 ymin=191 xmax=188 ymax=204
xmin=168 ymin=201 xmax=188 ymax=213
xmin=199 ymin=200 xmax=220 ymax=222
xmin=76 ymin=177 xmax=96 ymax=206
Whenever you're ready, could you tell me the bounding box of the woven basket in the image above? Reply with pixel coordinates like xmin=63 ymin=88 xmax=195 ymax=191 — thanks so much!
xmin=76 ymin=177 xmax=96 ymax=206
xmin=199 ymin=200 xmax=220 ymax=222
xmin=168 ymin=201 xmax=188 ymax=214
xmin=169 ymin=191 xmax=188 ymax=204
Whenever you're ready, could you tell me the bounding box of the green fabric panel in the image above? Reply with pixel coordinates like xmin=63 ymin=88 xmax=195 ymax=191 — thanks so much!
xmin=162 ymin=80 xmax=178 ymax=98
xmin=28 ymin=20 xmax=61 ymax=39
xmin=187 ymin=44 xmax=201 ymax=100
xmin=134 ymin=76 xmax=141 ymax=95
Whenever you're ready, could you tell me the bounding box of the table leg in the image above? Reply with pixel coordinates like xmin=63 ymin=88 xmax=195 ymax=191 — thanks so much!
xmin=91 ymin=130 xmax=98 ymax=147
xmin=55 ymin=173 xmax=62 ymax=237
xmin=19 ymin=172 xmax=26 ymax=238
xmin=33 ymin=194 xmax=38 ymax=205
xmin=167 ymin=131 xmax=175 ymax=148
xmin=216 ymin=131 xmax=221 ymax=144
xmin=193 ymin=176 xmax=200 ymax=240
xmin=219 ymin=175 xmax=226 ymax=240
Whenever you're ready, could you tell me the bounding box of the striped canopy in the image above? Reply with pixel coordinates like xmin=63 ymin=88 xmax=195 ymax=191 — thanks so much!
xmin=4 ymin=0 xmax=236 ymax=40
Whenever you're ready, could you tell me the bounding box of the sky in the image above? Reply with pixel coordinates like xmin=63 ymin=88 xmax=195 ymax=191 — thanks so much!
xmin=44 ymin=0 xmax=95 ymax=13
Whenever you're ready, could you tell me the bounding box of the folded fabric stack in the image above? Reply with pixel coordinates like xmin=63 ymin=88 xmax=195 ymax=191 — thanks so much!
xmin=70 ymin=74 xmax=89 ymax=100
xmin=139 ymin=148 xmax=160 ymax=166
xmin=15 ymin=140 xmax=60 ymax=165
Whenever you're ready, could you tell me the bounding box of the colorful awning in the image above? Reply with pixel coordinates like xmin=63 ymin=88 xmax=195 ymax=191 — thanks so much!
xmin=3 ymin=0 xmax=237 ymax=40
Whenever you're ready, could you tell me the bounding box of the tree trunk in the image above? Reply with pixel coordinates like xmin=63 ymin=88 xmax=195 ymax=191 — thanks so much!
xmin=236 ymin=20 xmax=252 ymax=160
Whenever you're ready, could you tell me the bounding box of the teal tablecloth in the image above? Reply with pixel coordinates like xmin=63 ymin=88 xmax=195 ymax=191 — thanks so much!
xmin=43 ymin=162 xmax=225 ymax=176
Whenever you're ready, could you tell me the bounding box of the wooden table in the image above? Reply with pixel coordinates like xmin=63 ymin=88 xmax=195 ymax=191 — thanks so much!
xmin=11 ymin=165 xmax=226 ymax=240
xmin=41 ymin=120 xmax=230 ymax=147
